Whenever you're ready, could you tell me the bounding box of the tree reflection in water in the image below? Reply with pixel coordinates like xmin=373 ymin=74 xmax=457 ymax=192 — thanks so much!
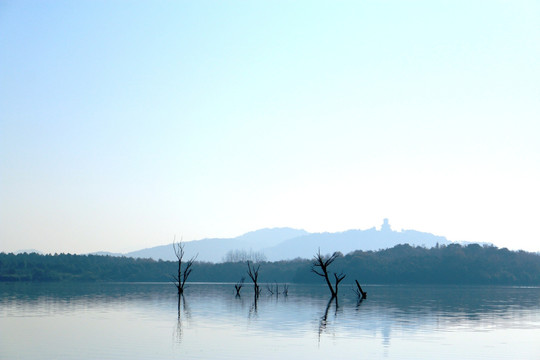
xmin=318 ymin=297 xmax=339 ymax=343
xmin=249 ymin=293 xmax=259 ymax=319
xmin=175 ymin=294 xmax=191 ymax=343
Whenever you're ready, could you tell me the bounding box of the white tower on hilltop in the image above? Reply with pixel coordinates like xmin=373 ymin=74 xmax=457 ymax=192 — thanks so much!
xmin=381 ymin=218 xmax=391 ymax=232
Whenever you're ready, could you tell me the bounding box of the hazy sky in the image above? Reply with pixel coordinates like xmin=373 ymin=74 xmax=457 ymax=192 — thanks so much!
xmin=1 ymin=1 xmax=539 ymax=254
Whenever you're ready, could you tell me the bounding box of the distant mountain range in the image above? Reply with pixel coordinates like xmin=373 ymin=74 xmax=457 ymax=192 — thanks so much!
xmin=97 ymin=219 xmax=455 ymax=263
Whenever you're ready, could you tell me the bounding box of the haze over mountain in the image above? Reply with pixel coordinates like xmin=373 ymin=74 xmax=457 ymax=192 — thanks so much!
xmin=124 ymin=227 xmax=307 ymax=263
xmin=115 ymin=219 xmax=452 ymax=263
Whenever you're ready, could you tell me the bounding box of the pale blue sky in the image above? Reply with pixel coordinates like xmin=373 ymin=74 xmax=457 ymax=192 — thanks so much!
xmin=1 ymin=1 xmax=539 ymax=254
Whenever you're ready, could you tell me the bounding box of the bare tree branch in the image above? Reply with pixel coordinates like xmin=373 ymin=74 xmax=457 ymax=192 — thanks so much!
xmin=311 ymin=248 xmax=346 ymax=298
xmin=172 ymin=237 xmax=197 ymax=295
xmin=234 ymin=277 xmax=245 ymax=296
xmin=354 ymin=279 xmax=367 ymax=301
xmin=247 ymin=261 xmax=261 ymax=297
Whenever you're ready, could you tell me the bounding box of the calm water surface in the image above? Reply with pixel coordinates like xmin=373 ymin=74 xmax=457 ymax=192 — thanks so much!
xmin=1 ymin=283 xmax=539 ymax=359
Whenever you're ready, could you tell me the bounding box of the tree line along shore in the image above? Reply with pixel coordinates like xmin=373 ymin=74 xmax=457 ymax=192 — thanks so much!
xmin=1 ymin=243 xmax=539 ymax=285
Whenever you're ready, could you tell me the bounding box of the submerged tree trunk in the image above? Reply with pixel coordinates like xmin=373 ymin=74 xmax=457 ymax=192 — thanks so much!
xmin=354 ymin=280 xmax=367 ymax=300
xmin=235 ymin=277 xmax=245 ymax=296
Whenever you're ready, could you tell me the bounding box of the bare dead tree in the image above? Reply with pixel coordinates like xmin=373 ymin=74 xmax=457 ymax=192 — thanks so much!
xmin=282 ymin=283 xmax=289 ymax=296
xmin=266 ymin=282 xmax=288 ymax=297
xmin=353 ymin=279 xmax=367 ymax=301
xmin=246 ymin=261 xmax=261 ymax=297
xmin=172 ymin=237 xmax=197 ymax=296
xmin=312 ymin=248 xmax=346 ymax=298
xmin=266 ymin=281 xmax=280 ymax=296
xmin=223 ymin=249 xmax=267 ymax=263
xmin=235 ymin=277 xmax=245 ymax=296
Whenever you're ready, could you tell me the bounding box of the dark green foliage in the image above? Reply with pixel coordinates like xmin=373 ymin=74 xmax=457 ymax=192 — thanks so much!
xmin=1 ymin=244 xmax=540 ymax=285
xmin=0 ymin=253 xmax=174 ymax=282
xmin=342 ymin=244 xmax=540 ymax=285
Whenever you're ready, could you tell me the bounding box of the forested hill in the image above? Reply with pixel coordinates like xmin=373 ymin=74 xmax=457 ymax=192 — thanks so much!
xmin=1 ymin=244 xmax=540 ymax=285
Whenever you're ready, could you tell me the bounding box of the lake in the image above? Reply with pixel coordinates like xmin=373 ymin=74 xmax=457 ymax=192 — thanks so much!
xmin=1 ymin=282 xmax=539 ymax=359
